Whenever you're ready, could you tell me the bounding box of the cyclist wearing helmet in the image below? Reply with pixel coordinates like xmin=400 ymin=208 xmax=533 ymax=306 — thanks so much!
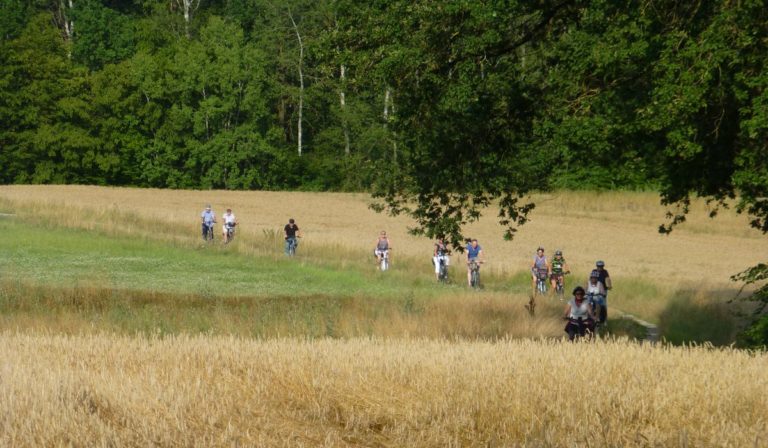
xmin=563 ymin=286 xmax=596 ymax=341
xmin=530 ymin=246 xmax=550 ymax=291
xmin=594 ymin=260 xmax=612 ymax=291
xmin=587 ymin=270 xmax=607 ymax=324
xmin=550 ymin=249 xmax=570 ymax=291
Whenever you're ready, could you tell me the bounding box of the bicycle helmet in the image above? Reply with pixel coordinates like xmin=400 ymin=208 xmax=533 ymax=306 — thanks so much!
xmin=596 ymin=260 xmax=605 ymax=267
xmin=572 ymin=286 xmax=586 ymax=296
xmin=555 ymin=249 xmax=562 ymax=256
xmin=590 ymin=270 xmax=600 ymax=279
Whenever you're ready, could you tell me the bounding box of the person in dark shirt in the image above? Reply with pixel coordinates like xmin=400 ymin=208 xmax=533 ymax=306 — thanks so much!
xmin=284 ymin=218 xmax=300 ymax=255
xmin=594 ymin=260 xmax=612 ymax=292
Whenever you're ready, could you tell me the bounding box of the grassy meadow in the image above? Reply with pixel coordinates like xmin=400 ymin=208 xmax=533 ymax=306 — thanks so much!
xmin=1 ymin=185 xmax=767 ymax=446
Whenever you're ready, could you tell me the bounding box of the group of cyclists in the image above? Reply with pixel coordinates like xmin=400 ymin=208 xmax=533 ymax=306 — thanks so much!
xmin=201 ymin=206 xmax=611 ymax=340
xmin=200 ymin=204 xmax=238 ymax=244
xmin=200 ymin=205 xmax=301 ymax=254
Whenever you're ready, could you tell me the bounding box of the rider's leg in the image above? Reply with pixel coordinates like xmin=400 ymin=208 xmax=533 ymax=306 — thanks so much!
xmin=433 ymin=256 xmax=440 ymax=280
xmin=467 ymin=267 xmax=473 ymax=286
xmin=284 ymin=239 xmax=290 ymax=255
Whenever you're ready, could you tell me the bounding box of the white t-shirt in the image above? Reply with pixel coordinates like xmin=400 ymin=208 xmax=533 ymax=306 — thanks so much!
xmin=223 ymin=213 xmax=236 ymax=225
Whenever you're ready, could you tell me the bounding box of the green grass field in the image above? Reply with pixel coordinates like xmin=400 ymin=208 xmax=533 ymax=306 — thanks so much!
xmin=1 ymin=216 xmax=579 ymax=338
xmin=1 ymin=185 xmax=760 ymax=344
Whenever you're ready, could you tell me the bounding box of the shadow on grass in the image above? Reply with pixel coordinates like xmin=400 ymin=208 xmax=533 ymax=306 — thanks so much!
xmin=658 ymin=290 xmax=738 ymax=346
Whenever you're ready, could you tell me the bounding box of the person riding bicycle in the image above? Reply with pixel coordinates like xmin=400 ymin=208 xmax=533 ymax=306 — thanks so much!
xmin=530 ymin=246 xmax=550 ymax=291
xmin=563 ymin=286 xmax=596 ymax=341
xmin=374 ymin=231 xmax=391 ymax=268
xmin=221 ymin=208 xmax=237 ymax=241
xmin=466 ymin=238 xmax=483 ymax=287
xmin=550 ymin=249 xmax=570 ymax=291
xmin=284 ymin=218 xmax=300 ymax=255
xmin=200 ymin=204 xmax=216 ymax=241
xmin=594 ymin=260 xmax=612 ymax=293
xmin=433 ymin=237 xmax=450 ymax=281
xmin=587 ymin=270 xmax=608 ymax=324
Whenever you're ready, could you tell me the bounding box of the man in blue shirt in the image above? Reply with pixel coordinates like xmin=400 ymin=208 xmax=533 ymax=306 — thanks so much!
xmin=201 ymin=204 xmax=216 ymax=241
xmin=466 ymin=238 xmax=483 ymax=287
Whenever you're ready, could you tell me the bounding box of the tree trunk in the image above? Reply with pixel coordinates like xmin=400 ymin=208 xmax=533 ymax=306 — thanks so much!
xmin=384 ymin=87 xmax=397 ymax=162
xmin=289 ymin=9 xmax=304 ymax=157
xmin=340 ymin=64 xmax=351 ymax=156
xmin=173 ymin=0 xmax=201 ymax=38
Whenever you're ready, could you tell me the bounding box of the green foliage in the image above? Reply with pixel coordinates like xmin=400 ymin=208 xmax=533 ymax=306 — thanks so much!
xmin=733 ymin=264 xmax=768 ymax=348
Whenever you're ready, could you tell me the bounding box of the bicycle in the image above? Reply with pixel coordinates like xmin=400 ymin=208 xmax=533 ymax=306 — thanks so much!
xmin=436 ymin=255 xmax=450 ymax=283
xmin=469 ymin=259 xmax=482 ymax=289
xmin=378 ymin=250 xmax=390 ymax=271
xmin=534 ymin=268 xmax=548 ymax=296
xmin=202 ymin=222 xmax=215 ymax=242
xmin=587 ymin=292 xmax=607 ymax=328
xmin=224 ymin=223 xmax=236 ymax=244
xmin=553 ymin=271 xmax=569 ymax=299
xmin=286 ymin=236 xmax=299 ymax=256
xmin=564 ymin=316 xmax=595 ymax=341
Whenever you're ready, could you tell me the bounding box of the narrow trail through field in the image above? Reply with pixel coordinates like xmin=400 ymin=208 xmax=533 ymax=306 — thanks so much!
xmin=616 ymin=309 xmax=660 ymax=342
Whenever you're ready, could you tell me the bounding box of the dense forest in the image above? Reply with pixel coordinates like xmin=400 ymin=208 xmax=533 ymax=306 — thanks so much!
xmin=1 ymin=0 xmax=760 ymax=193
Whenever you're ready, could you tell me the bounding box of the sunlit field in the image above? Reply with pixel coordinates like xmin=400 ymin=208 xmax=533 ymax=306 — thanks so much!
xmin=1 ymin=185 xmax=765 ymax=329
xmin=1 ymin=185 xmax=767 ymax=446
xmin=1 ymin=185 xmax=763 ymax=284
xmin=1 ymin=334 xmax=766 ymax=447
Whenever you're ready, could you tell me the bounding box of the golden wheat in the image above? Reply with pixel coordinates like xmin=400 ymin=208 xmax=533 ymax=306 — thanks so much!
xmin=1 ymin=333 xmax=766 ymax=447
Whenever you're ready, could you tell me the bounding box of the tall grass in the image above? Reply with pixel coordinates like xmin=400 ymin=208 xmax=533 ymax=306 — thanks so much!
xmin=0 ymin=280 xmax=564 ymax=339
xmin=1 ymin=333 xmax=766 ymax=447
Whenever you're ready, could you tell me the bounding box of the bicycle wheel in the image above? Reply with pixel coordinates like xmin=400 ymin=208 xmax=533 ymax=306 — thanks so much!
xmin=471 ymin=270 xmax=479 ymax=288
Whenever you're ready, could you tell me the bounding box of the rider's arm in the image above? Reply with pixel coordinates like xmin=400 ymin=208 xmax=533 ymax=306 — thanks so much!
xmin=563 ymin=303 xmax=571 ymax=319
xmin=604 ymin=274 xmax=612 ymax=290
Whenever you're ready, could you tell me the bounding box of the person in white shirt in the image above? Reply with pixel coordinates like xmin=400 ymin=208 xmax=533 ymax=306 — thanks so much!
xmin=221 ymin=208 xmax=238 ymax=241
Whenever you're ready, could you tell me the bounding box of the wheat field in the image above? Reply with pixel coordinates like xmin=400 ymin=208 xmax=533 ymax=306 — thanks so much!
xmin=1 ymin=333 xmax=766 ymax=447
xmin=1 ymin=185 xmax=765 ymax=288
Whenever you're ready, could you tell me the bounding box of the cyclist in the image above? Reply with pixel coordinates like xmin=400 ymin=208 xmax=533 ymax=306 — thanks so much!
xmin=586 ymin=270 xmax=607 ymax=324
xmin=221 ymin=208 xmax=238 ymax=242
xmin=466 ymin=238 xmax=483 ymax=287
xmin=594 ymin=260 xmax=613 ymax=292
xmin=433 ymin=236 xmax=450 ymax=281
xmin=530 ymin=246 xmax=550 ymax=292
xmin=550 ymin=249 xmax=570 ymax=292
xmin=374 ymin=231 xmax=391 ymax=268
xmin=563 ymin=286 xmax=596 ymax=341
xmin=200 ymin=204 xmax=216 ymax=241
xmin=284 ymin=218 xmax=300 ymax=255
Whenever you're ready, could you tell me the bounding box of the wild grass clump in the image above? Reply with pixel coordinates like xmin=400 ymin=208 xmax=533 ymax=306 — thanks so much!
xmin=1 ymin=333 xmax=766 ymax=447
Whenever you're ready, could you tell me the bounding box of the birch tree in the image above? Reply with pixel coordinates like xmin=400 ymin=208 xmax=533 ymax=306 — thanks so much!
xmin=173 ymin=0 xmax=201 ymax=37
xmin=288 ymin=8 xmax=304 ymax=156
xmin=339 ymin=63 xmax=350 ymax=155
